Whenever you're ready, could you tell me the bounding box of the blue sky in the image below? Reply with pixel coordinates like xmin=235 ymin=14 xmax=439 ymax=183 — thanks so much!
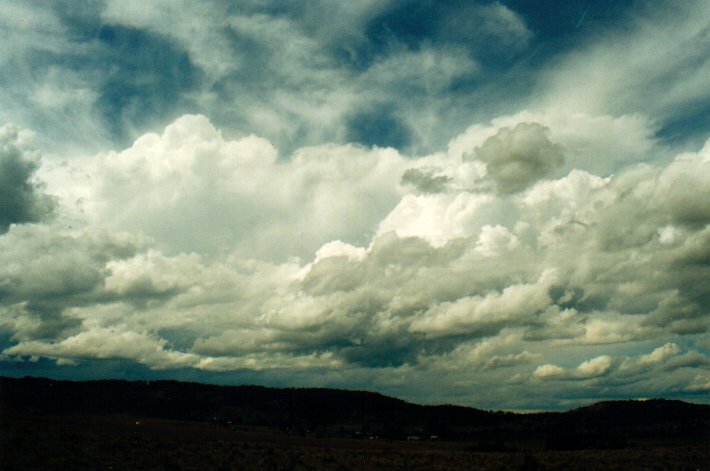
xmin=1 ymin=0 xmax=709 ymax=410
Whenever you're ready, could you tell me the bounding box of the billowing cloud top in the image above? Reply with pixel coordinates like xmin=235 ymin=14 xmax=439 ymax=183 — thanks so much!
xmin=1 ymin=0 xmax=709 ymax=410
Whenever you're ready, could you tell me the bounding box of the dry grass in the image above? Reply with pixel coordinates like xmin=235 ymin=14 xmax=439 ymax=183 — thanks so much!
xmin=1 ymin=413 xmax=708 ymax=470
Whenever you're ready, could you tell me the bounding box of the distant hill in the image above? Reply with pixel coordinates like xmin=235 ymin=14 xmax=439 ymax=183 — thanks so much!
xmin=1 ymin=376 xmax=708 ymax=449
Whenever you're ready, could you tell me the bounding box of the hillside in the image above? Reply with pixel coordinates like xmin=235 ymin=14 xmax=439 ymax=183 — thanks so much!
xmin=1 ymin=376 xmax=708 ymax=445
xmin=2 ymin=376 xmax=709 ymax=469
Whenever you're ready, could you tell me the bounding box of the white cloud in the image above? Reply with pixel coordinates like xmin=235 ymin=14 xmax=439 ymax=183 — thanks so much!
xmin=85 ymin=114 xmax=407 ymax=260
xmin=534 ymin=1 xmax=710 ymax=146
xmin=0 ymin=2 xmax=68 ymax=60
xmin=101 ymin=0 xmax=241 ymax=79
xmin=409 ymin=270 xmax=557 ymax=337
xmin=3 ymin=0 xmax=710 ymax=413
xmin=104 ymin=250 xmax=204 ymax=297
xmin=579 ymin=316 xmax=641 ymax=345
xmin=639 ymin=342 xmax=680 ymax=364
xmin=6 ymin=116 xmax=707 ymax=384
xmin=375 ymin=192 xmax=496 ymax=247
xmin=3 ymin=326 xmax=201 ymax=370
xmin=575 ymin=355 xmax=613 ymax=378
xmin=363 ymin=45 xmax=478 ymax=95
xmin=534 ymin=364 xmax=566 ymax=379
xmin=312 ymin=240 xmax=367 ymax=264
xmin=4 ymin=1 xmax=710 ymax=407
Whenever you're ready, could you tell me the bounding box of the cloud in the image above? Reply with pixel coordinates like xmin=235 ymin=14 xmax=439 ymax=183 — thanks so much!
xmin=86 ymin=114 xmax=407 ymax=260
xmin=4 ymin=117 xmax=709 ymax=401
xmin=2 ymin=2 xmax=710 ymax=410
xmin=439 ymin=2 xmax=532 ymax=53
xmin=96 ymin=0 xmax=526 ymax=155
xmin=529 ymin=343 xmax=710 ymax=410
xmin=3 ymin=326 xmax=201 ymax=370
xmin=0 ymin=125 xmax=55 ymax=231
xmin=101 ymin=0 xmax=240 ymax=79
xmin=7 ymin=0 xmax=709 ymax=162
xmin=473 ymin=123 xmax=564 ymax=194
xmin=449 ymin=110 xmax=660 ymax=177
xmin=533 ymin=354 xmax=622 ymax=381
xmin=409 ymin=270 xmax=556 ymax=338
xmin=537 ymin=1 xmax=710 ymax=132
xmin=374 ymin=192 xmax=497 ymax=247
xmin=485 ymin=350 xmax=541 ymax=369
xmin=576 ymin=355 xmax=613 ymax=378
xmin=370 ymin=1 xmax=532 ymax=58
xmin=534 ymin=364 xmax=566 ymax=379
xmin=400 ymin=168 xmax=452 ymax=194
xmin=639 ymin=343 xmax=680 ymax=365
xmin=104 ymin=250 xmax=204 ymax=298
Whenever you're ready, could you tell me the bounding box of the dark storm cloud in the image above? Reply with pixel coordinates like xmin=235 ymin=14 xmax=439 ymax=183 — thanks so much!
xmin=0 ymin=125 xmax=55 ymax=231
xmin=0 ymin=224 xmax=146 ymax=316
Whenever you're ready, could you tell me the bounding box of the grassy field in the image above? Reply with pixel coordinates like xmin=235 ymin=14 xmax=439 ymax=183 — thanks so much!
xmin=2 ymin=412 xmax=708 ymax=470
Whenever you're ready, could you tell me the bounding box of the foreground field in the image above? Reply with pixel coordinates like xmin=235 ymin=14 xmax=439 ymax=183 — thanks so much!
xmin=1 ymin=412 xmax=708 ymax=470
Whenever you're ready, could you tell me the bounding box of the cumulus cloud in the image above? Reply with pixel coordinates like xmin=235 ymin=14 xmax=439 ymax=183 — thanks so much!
xmin=3 ymin=114 xmax=709 ymax=406
xmin=86 ymin=114 xmax=407 ymax=260
xmin=473 ymin=123 xmax=564 ymax=194
xmin=530 ymin=344 xmax=710 ymax=409
xmin=3 ymin=1 xmax=710 ymax=410
xmin=104 ymin=250 xmax=204 ymax=298
xmin=576 ymin=355 xmax=613 ymax=378
xmin=534 ymin=364 xmax=567 ymax=379
xmin=3 ymin=327 xmax=194 ymax=369
xmin=639 ymin=343 xmax=680 ymax=364
xmin=409 ymin=270 xmax=556 ymax=338
xmin=0 ymin=125 xmax=55 ymax=231
xmin=449 ymin=110 xmax=659 ymax=177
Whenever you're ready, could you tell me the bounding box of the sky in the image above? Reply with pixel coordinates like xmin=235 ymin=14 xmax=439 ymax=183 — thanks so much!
xmin=1 ymin=0 xmax=709 ymax=411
